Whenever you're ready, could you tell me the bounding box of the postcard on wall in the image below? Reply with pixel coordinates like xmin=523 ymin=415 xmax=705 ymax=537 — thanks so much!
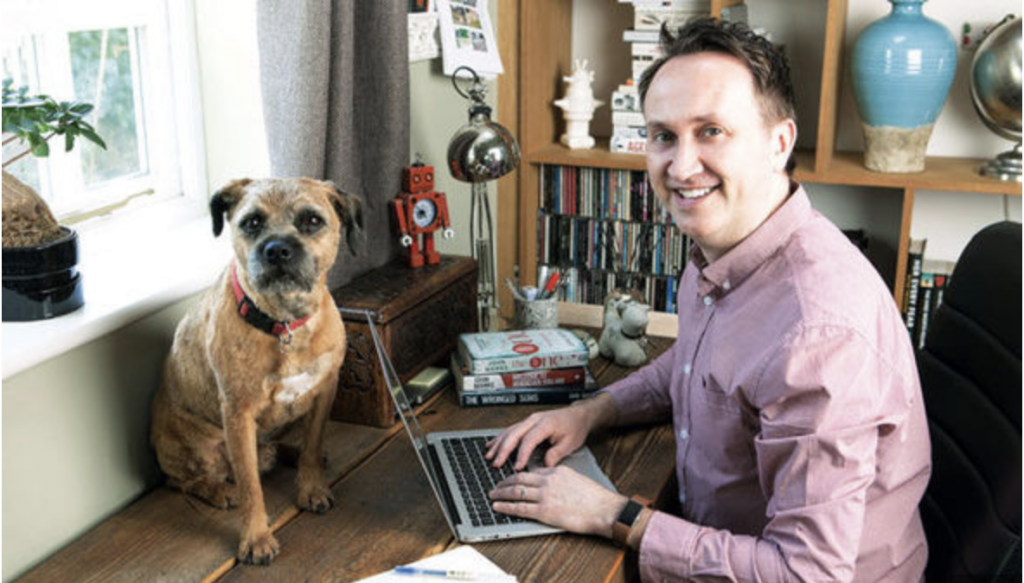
xmin=436 ymin=0 xmax=503 ymax=79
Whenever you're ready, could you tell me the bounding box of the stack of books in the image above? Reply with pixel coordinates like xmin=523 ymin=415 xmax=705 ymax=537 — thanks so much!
xmin=610 ymin=81 xmax=646 ymax=155
xmin=453 ymin=328 xmax=598 ymax=407
xmin=612 ymin=0 xmax=712 ymax=154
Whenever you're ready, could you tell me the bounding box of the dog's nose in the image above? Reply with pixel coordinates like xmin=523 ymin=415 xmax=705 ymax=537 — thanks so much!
xmin=261 ymin=239 xmax=294 ymax=265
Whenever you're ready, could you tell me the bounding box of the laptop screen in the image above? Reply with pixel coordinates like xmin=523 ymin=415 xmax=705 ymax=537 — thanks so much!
xmin=361 ymin=309 xmax=458 ymax=533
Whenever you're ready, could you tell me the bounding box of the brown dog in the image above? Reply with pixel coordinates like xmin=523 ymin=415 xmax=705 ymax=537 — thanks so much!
xmin=151 ymin=177 xmax=362 ymax=565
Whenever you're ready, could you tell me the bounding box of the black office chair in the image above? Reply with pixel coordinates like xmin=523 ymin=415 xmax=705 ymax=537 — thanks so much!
xmin=917 ymin=221 xmax=1021 ymax=582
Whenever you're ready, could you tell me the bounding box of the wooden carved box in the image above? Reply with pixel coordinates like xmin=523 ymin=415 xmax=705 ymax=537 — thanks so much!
xmin=330 ymin=255 xmax=478 ymax=427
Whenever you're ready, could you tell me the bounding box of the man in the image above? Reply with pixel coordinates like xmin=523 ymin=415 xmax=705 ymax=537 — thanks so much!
xmin=486 ymin=18 xmax=931 ymax=582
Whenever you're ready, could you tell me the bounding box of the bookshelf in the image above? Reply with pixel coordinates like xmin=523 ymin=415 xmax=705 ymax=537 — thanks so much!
xmin=495 ymin=0 xmax=1021 ymax=332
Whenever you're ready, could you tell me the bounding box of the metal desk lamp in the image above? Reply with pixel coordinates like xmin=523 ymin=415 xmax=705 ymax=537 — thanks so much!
xmin=447 ymin=66 xmax=521 ymax=331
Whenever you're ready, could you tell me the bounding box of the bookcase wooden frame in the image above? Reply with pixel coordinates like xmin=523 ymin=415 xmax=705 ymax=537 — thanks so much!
xmin=496 ymin=0 xmax=1021 ymax=336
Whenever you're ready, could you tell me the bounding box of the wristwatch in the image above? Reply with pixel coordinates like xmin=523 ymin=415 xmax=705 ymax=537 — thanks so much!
xmin=611 ymin=495 xmax=650 ymax=546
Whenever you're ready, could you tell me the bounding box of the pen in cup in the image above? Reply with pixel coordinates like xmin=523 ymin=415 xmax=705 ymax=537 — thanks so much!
xmin=504 ymin=278 xmax=524 ymax=301
xmin=538 ymin=271 xmax=561 ymax=300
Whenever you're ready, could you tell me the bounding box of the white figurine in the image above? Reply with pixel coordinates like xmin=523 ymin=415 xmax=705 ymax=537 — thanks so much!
xmin=553 ymin=59 xmax=604 ymax=150
xmin=599 ymin=291 xmax=650 ymax=367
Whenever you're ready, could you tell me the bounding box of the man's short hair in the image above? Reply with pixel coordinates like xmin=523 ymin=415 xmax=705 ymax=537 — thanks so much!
xmin=639 ymin=18 xmax=798 ymax=174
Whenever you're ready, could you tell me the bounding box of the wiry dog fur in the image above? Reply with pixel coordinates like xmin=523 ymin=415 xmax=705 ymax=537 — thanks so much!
xmin=150 ymin=177 xmax=362 ymax=565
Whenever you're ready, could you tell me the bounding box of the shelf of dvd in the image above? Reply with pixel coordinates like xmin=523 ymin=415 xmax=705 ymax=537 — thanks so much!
xmin=536 ymin=164 xmax=690 ymax=314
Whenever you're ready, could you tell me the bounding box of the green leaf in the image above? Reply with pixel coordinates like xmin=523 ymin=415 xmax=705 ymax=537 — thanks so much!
xmin=31 ymin=140 xmax=49 ymax=157
xmin=79 ymin=126 xmax=107 ymax=149
xmin=65 ymin=132 xmax=75 ymax=152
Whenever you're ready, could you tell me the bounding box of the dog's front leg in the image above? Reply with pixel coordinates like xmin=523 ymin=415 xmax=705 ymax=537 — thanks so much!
xmin=223 ymin=411 xmax=279 ymax=565
xmin=296 ymin=376 xmax=338 ymax=514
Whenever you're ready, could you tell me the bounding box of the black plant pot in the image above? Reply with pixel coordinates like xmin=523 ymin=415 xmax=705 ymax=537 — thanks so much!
xmin=2 ymin=227 xmax=84 ymax=321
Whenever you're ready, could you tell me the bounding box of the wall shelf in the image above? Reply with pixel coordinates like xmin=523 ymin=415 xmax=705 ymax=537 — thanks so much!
xmin=497 ymin=0 xmax=1021 ymax=328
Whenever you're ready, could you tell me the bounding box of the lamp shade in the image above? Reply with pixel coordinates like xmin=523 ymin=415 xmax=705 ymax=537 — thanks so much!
xmin=447 ymin=107 xmax=521 ymax=183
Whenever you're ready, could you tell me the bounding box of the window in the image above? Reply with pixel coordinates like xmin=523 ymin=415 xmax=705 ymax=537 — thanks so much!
xmin=2 ymin=0 xmax=204 ymax=221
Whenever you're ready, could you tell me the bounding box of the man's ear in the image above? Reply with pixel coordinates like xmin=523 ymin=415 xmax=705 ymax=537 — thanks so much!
xmin=771 ymin=118 xmax=797 ymax=173
xmin=210 ymin=179 xmax=252 ymax=237
xmin=327 ymin=184 xmax=364 ymax=256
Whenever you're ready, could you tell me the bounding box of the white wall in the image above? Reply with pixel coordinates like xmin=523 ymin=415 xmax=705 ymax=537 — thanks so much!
xmin=195 ymin=0 xmax=271 ymax=191
xmin=572 ymin=0 xmax=1021 ymax=265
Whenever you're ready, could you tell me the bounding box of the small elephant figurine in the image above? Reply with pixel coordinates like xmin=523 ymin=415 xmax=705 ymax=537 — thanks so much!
xmin=598 ymin=291 xmax=651 ymax=367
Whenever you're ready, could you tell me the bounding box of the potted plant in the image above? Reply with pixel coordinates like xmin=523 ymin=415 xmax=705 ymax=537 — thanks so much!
xmin=2 ymin=78 xmax=106 ymax=321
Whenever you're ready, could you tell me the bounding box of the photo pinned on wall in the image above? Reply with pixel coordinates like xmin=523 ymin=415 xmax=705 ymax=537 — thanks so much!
xmin=436 ymin=0 xmax=503 ymax=79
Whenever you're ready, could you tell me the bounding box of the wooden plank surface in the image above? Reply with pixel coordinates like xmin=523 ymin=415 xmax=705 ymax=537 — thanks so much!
xmin=16 ymin=422 xmax=394 ymax=583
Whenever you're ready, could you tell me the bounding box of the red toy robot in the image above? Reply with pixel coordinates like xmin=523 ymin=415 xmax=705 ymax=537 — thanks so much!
xmin=392 ymin=162 xmax=454 ymax=268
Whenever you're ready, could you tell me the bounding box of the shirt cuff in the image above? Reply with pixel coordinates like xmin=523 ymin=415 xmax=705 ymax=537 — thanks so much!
xmin=638 ymin=511 xmax=703 ymax=583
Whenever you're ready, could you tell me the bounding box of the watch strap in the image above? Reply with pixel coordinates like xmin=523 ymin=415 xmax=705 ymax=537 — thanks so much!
xmin=611 ymin=495 xmax=651 ymax=546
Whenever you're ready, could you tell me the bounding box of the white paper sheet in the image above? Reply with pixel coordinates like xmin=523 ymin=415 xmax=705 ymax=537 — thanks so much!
xmin=357 ymin=545 xmax=516 ymax=582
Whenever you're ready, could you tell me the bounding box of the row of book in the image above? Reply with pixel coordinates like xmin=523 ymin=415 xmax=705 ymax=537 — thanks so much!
xmin=541 ymin=264 xmax=681 ymax=315
xmin=902 ymin=238 xmax=956 ymax=349
xmin=453 ymin=329 xmax=598 ymax=407
xmin=537 ymin=211 xmax=690 ymax=278
xmin=540 ymin=164 xmax=671 ymax=224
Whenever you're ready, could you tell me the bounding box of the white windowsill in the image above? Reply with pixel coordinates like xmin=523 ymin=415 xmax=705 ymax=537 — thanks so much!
xmin=2 ymin=197 xmax=232 ymax=380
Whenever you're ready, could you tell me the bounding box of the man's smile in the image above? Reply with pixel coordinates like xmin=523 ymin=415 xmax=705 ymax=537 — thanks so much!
xmin=671 ymin=183 xmax=720 ymax=202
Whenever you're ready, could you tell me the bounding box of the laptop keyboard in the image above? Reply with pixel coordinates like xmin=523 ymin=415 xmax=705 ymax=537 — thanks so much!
xmin=442 ymin=436 xmax=527 ymax=527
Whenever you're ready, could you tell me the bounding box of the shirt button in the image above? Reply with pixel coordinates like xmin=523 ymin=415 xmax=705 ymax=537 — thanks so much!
xmin=703 ymin=296 xmax=713 ymax=306
xmin=679 ymin=428 xmax=689 ymax=440
xmin=683 ymin=363 xmax=692 ymax=375
xmin=723 ymin=280 xmax=731 ymax=290
xmin=679 ymin=491 xmax=687 ymax=504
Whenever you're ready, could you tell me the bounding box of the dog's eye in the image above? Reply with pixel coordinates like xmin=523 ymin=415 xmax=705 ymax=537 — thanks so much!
xmin=297 ymin=212 xmax=324 ymax=234
xmin=240 ymin=214 xmax=264 ymax=236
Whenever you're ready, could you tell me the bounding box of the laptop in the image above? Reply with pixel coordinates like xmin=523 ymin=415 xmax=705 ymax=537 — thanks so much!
xmin=353 ymin=308 xmax=616 ymax=542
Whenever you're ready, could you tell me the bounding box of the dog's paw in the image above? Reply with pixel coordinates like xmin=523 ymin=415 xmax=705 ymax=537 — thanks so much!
xmin=186 ymin=480 xmax=238 ymax=509
xmin=297 ymin=482 xmax=335 ymax=515
xmin=238 ymin=530 xmax=280 ymax=566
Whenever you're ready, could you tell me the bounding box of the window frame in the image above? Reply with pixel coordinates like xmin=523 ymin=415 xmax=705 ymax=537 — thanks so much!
xmin=2 ymin=0 xmax=206 ymax=222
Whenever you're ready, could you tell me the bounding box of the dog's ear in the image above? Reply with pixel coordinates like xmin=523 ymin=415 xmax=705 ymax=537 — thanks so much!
xmin=327 ymin=184 xmax=364 ymax=256
xmin=210 ymin=179 xmax=252 ymax=237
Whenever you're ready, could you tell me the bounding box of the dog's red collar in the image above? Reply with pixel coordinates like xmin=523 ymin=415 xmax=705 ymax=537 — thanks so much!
xmin=231 ymin=264 xmax=311 ymax=340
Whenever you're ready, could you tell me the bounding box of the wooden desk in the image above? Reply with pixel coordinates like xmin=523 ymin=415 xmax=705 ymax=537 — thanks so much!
xmin=16 ymin=337 xmax=676 ymax=583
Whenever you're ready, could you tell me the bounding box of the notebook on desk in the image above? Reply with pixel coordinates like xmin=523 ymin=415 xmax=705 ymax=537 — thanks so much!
xmin=356 ymin=308 xmax=616 ymax=543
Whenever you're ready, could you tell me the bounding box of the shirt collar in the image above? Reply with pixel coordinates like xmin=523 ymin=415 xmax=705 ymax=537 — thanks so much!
xmin=692 ymin=183 xmax=813 ymax=298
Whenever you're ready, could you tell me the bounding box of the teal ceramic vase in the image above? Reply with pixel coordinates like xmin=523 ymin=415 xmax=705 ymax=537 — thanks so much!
xmin=851 ymin=0 xmax=957 ymax=173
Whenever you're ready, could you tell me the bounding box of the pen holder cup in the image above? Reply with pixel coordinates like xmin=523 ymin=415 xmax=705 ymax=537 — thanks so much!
xmin=514 ymin=296 xmax=559 ymax=329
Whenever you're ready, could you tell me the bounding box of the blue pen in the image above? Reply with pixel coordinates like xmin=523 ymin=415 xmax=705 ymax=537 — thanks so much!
xmin=392 ymin=565 xmax=517 ymax=582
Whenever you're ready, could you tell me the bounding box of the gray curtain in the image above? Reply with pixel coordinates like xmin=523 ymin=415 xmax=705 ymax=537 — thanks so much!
xmin=257 ymin=0 xmax=408 ymax=289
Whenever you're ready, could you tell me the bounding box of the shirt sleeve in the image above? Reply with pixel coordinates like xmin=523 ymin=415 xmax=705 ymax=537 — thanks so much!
xmin=601 ymin=341 xmax=676 ymax=426
xmin=637 ymin=324 xmax=913 ymax=583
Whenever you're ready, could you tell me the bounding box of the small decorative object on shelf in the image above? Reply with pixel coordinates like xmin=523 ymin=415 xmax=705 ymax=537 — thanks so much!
xmin=553 ymin=59 xmax=604 ymax=150
xmin=598 ymin=290 xmax=650 ymax=367
xmin=392 ymin=159 xmax=454 ymax=268
xmin=970 ymin=15 xmax=1021 ymax=182
xmin=851 ymin=0 xmax=956 ymax=173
